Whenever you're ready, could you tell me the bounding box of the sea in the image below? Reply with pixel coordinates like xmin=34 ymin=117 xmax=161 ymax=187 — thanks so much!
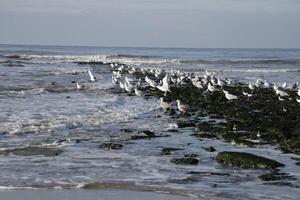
xmin=0 ymin=44 xmax=299 ymax=200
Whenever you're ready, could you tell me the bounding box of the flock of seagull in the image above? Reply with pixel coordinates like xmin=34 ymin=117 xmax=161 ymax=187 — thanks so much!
xmin=79 ymin=63 xmax=300 ymax=114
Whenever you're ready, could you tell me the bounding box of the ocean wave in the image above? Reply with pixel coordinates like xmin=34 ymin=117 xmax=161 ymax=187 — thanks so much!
xmin=4 ymin=54 xmax=32 ymax=60
xmin=179 ymin=59 xmax=300 ymax=65
xmin=4 ymin=54 xmax=300 ymax=72
xmin=4 ymin=54 xmax=174 ymax=65
xmin=208 ymin=68 xmax=300 ymax=73
xmin=0 ymin=87 xmax=47 ymax=96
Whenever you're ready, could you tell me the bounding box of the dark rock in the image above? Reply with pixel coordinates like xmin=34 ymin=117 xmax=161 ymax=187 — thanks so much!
xmin=166 ymin=129 xmax=179 ymax=132
xmin=203 ymin=146 xmax=216 ymax=152
xmin=120 ymin=128 xmax=134 ymax=133
xmin=111 ymin=64 xmax=300 ymax=155
xmin=0 ymin=146 xmax=62 ymax=157
xmin=188 ymin=171 xmax=230 ymax=176
xmin=131 ymin=131 xmax=170 ymax=140
xmin=258 ymin=172 xmax=296 ymax=181
xmin=192 ymin=133 xmax=218 ymax=139
xmin=161 ymin=147 xmax=183 ymax=155
xmin=140 ymin=130 xmax=155 ymax=137
xmin=195 ymin=122 xmax=214 ymax=132
xmin=216 ymin=151 xmax=284 ymax=169
xmin=177 ymin=120 xmax=196 ymax=128
xmin=99 ymin=143 xmax=123 ymax=150
xmin=231 ymin=138 xmax=256 ymax=147
xmin=184 ymin=153 xmax=198 ymax=158
xmin=171 ymin=157 xmax=199 ymax=165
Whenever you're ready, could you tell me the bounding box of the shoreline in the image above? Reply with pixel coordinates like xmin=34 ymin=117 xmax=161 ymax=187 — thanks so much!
xmin=0 ymin=188 xmax=198 ymax=200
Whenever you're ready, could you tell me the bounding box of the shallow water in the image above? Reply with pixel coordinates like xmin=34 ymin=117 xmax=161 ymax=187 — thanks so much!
xmin=0 ymin=44 xmax=300 ymax=199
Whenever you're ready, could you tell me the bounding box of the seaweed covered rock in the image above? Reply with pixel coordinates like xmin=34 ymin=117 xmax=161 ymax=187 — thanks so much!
xmin=161 ymin=147 xmax=183 ymax=155
xmin=203 ymin=146 xmax=216 ymax=152
xmin=171 ymin=157 xmax=199 ymax=165
xmin=99 ymin=143 xmax=123 ymax=150
xmin=131 ymin=130 xmax=170 ymax=140
xmin=258 ymin=172 xmax=296 ymax=181
xmin=111 ymin=64 xmax=300 ymax=155
xmin=0 ymin=146 xmax=62 ymax=157
xmin=216 ymin=151 xmax=284 ymax=169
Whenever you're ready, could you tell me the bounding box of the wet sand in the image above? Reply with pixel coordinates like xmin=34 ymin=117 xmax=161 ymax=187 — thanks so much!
xmin=0 ymin=189 xmax=198 ymax=200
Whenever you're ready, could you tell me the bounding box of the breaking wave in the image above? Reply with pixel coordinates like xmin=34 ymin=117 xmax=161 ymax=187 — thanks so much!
xmin=179 ymin=59 xmax=300 ymax=65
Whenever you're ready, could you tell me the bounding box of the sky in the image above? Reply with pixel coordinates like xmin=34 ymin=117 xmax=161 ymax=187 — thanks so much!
xmin=0 ymin=0 xmax=300 ymax=48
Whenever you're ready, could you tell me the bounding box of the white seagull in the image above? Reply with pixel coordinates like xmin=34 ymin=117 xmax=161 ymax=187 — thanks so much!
xmin=145 ymin=76 xmax=158 ymax=88
xmin=217 ymin=78 xmax=226 ymax=87
xmin=248 ymin=82 xmax=255 ymax=90
xmin=208 ymin=83 xmax=218 ymax=92
xmin=193 ymin=81 xmax=204 ymax=89
xmin=242 ymin=91 xmax=252 ymax=97
xmin=76 ymin=82 xmax=84 ymax=90
xmin=88 ymin=69 xmax=96 ymax=82
xmin=124 ymin=81 xmax=134 ymax=93
xmin=160 ymin=97 xmax=172 ymax=111
xmin=134 ymin=88 xmax=144 ymax=96
xmin=157 ymin=84 xmax=171 ymax=93
xmin=176 ymin=99 xmax=189 ymax=114
xmin=223 ymin=90 xmax=238 ymax=101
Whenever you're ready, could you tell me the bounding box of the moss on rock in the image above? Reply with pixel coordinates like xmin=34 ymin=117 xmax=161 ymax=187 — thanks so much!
xmin=216 ymin=151 xmax=284 ymax=169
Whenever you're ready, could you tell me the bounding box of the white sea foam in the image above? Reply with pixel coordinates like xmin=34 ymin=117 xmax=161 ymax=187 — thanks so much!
xmin=15 ymin=54 xmax=173 ymax=66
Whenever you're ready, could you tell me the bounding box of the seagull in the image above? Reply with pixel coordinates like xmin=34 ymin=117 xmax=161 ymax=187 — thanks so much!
xmin=76 ymin=82 xmax=84 ymax=90
xmin=257 ymin=131 xmax=261 ymax=138
xmin=112 ymin=76 xmax=119 ymax=86
xmin=125 ymin=76 xmax=133 ymax=85
xmin=134 ymin=88 xmax=144 ymax=96
xmin=211 ymin=77 xmax=217 ymax=86
xmin=145 ymin=76 xmax=158 ymax=88
xmin=176 ymin=99 xmax=189 ymax=114
xmin=255 ymin=79 xmax=264 ymax=88
xmin=112 ymin=70 xmax=121 ymax=78
xmin=224 ymin=78 xmax=232 ymax=86
xmin=193 ymin=81 xmax=204 ymax=89
xmin=248 ymin=82 xmax=255 ymax=90
xmin=155 ymin=68 xmax=164 ymax=78
xmin=217 ymin=78 xmax=226 ymax=87
xmin=275 ymin=89 xmax=289 ymax=97
xmin=278 ymin=96 xmax=284 ymax=101
xmin=124 ymin=81 xmax=134 ymax=93
xmin=207 ymin=82 xmax=218 ymax=92
xmin=129 ymin=66 xmax=137 ymax=74
xmin=162 ymin=74 xmax=170 ymax=86
xmin=282 ymin=82 xmax=287 ymax=88
xmin=119 ymin=81 xmax=125 ymax=90
xmin=263 ymin=81 xmax=270 ymax=88
xmin=223 ymin=90 xmax=238 ymax=101
xmin=141 ymin=68 xmax=147 ymax=75
xmin=273 ymin=84 xmax=288 ymax=97
xmin=204 ymin=69 xmax=212 ymax=78
xmin=88 ymin=69 xmax=96 ymax=82
xmin=160 ymin=97 xmax=172 ymax=111
xmin=242 ymin=91 xmax=252 ymax=97
xmin=157 ymin=84 xmax=171 ymax=93
xmin=157 ymin=75 xmax=171 ymax=93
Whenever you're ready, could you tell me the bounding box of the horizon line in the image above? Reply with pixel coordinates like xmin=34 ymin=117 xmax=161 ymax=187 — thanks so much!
xmin=0 ymin=43 xmax=300 ymax=50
